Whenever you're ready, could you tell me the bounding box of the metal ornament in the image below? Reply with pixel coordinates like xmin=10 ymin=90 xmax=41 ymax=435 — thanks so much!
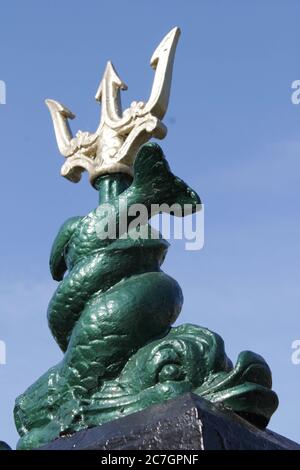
xmin=14 ymin=29 xmax=279 ymax=450
xmin=46 ymin=27 xmax=180 ymax=185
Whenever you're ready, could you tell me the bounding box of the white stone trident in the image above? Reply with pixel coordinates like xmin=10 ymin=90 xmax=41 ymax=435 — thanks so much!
xmin=46 ymin=27 xmax=180 ymax=187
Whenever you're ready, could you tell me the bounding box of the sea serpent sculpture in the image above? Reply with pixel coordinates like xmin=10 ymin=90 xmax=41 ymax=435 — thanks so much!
xmin=14 ymin=28 xmax=278 ymax=450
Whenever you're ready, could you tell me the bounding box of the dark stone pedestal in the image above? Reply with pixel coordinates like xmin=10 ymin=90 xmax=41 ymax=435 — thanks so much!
xmin=40 ymin=393 xmax=300 ymax=450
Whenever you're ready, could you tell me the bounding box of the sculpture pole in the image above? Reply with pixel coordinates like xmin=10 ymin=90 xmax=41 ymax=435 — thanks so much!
xmin=14 ymin=28 xmax=278 ymax=450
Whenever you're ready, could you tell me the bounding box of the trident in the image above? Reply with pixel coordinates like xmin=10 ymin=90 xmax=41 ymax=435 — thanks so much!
xmin=45 ymin=27 xmax=180 ymax=186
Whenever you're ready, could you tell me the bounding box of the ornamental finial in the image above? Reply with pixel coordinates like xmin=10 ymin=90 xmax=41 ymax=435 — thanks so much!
xmin=45 ymin=27 xmax=180 ymax=187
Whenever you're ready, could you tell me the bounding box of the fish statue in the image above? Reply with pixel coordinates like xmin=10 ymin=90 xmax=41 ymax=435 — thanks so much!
xmin=14 ymin=29 xmax=278 ymax=450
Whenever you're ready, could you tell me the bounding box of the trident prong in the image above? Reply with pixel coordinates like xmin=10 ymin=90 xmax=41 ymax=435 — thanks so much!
xmin=95 ymin=61 xmax=128 ymax=128
xmin=46 ymin=27 xmax=181 ymax=186
xmin=45 ymin=100 xmax=76 ymax=157
xmin=142 ymin=26 xmax=180 ymax=119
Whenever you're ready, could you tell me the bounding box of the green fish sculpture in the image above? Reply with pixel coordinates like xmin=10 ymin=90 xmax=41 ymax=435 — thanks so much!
xmin=14 ymin=144 xmax=278 ymax=449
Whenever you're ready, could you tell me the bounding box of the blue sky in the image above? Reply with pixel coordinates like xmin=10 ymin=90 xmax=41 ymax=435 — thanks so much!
xmin=0 ymin=0 xmax=300 ymax=447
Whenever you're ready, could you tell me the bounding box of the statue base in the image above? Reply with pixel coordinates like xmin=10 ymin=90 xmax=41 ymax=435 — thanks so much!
xmin=38 ymin=393 xmax=299 ymax=450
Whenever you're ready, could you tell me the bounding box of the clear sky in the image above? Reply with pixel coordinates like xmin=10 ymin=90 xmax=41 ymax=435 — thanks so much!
xmin=0 ymin=0 xmax=300 ymax=448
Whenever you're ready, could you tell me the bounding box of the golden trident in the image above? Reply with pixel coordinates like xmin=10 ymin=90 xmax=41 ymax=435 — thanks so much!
xmin=46 ymin=27 xmax=180 ymax=187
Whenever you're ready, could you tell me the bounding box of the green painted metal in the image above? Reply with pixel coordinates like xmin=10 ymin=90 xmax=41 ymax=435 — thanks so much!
xmin=0 ymin=441 xmax=11 ymax=451
xmin=14 ymin=143 xmax=278 ymax=450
